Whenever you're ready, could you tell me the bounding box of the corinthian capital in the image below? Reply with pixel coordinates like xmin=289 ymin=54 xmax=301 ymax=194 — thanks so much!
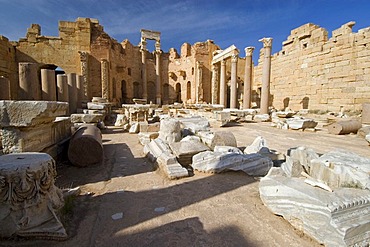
xmin=231 ymin=54 xmax=238 ymax=63
xmin=244 ymin=47 xmax=255 ymax=57
xmin=259 ymin=37 xmax=273 ymax=48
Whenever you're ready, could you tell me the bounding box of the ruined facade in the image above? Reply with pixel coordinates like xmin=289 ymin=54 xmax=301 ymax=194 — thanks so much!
xmin=0 ymin=18 xmax=369 ymax=112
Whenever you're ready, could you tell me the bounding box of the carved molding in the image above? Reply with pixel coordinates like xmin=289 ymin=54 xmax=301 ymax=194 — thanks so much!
xmin=259 ymin=37 xmax=273 ymax=48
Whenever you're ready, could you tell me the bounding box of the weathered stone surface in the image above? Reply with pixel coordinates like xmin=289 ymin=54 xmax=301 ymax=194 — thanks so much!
xmin=328 ymin=120 xmax=362 ymax=135
xmin=213 ymin=145 xmax=243 ymax=154
xmin=70 ymin=113 xmax=104 ymax=123
xmin=310 ymin=150 xmax=370 ymax=190
xmin=366 ymin=134 xmax=370 ymax=144
xmin=0 ymin=153 xmax=67 ymax=239
xmin=138 ymin=132 xmax=159 ymax=146
xmin=0 ymin=100 xmax=68 ymax=127
xmin=357 ymin=126 xmax=370 ymax=138
xmin=281 ymin=156 xmax=303 ymax=177
xmin=287 ymin=146 xmax=319 ymax=173
xmin=197 ymin=131 xmax=237 ymax=150
xmin=143 ymin=138 xmax=188 ymax=179
xmin=259 ymin=168 xmax=370 ymax=247
xmin=87 ymin=102 xmax=105 ymax=110
xmin=286 ymin=118 xmax=318 ymax=130
xmin=192 ymin=151 xmax=273 ymax=176
xmin=253 ymin=114 xmax=270 ymax=122
xmin=244 ymin=136 xmax=267 ymax=154
xmin=139 ymin=122 xmax=160 ymax=133
xmin=214 ymin=111 xmax=230 ymax=127
xmin=114 ymin=114 xmax=128 ymax=127
xmin=158 ymin=118 xmax=181 ymax=143
xmin=169 ymin=138 xmax=209 ymax=166
xmin=244 ymin=136 xmax=285 ymax=164
xmin=68 ymin=125 xmax=103 ymax=167
xmin=129 ymin=122 xmax=140 ymax=134
xmin=178 ymin=116 xmax=210 ymax=134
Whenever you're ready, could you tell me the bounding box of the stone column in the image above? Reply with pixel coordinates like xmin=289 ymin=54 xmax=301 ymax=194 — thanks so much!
xmin=67 ymin=73 xmax=77 ymax=114
xmin=57 ymin=74 xmax=68 ymax=102
xmin=78 ymin=51 xmax=89 ymax=100
xmin=101 ymin=59 xmax=109 ymax=101
xmin=0 ymin=76 xmax=10 ymax=99
xmin=259 ymin=37 xmax=273 ymax=114
xmin=76 ymin=75 xmax=84 ymax=107
xmin=243 ymin=47 xmax=255 ymax=109
xmin=196 ymin=61 xmax=203 ymax=103
xmin=18 ymin=62 xmax=40 ymax=100
xmin=41 ymin=69 xmax=56 ymax=101
xmin=141 ymin=38 xmax=147 ymax=100
xmin=211 ymin=63 xmax=219 ymax=104
xmin=219 ymin=60 xmax=226 ymax=107
xmin=230 ymin=54 xmax=238 ymax=109
xmin=155 ymin=49 xmax=162 ymax=105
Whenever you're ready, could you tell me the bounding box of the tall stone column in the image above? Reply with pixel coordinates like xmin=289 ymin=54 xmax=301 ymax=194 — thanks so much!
xmin=230 ymin=54 xmax=238 ymax=109
xmin=0 ymin=76 xmax=10 ymax=99
xmin=101 ymin=59 xmax=109 ymax=101
xmin=67 ymin=73 xmax=77 ymax=114
xmin=155 ymin=49 xmax=162 ymax=105
xmin=211 ymin=63 xmax=219 ymax=104
xmin=243 ymin=46 xmax=255 ymax=109
xmin=219 ymin=60 xmax=226 ymax=107
xmin=78 ymin=51 xmax=89 ymax=100
xmin=141 ymin=38 xmax=147 ymax=101
xmin=259 ymin=37 xmax=273 ymax=114
xmin=41 ymin=69 xmax=56 ymax=101
xmin=196 ymin=61 xmax=203 ymax=103
xmin=76 ymin=75 xmax=84 ymax=106
xmin=18 ymin=62 xmax=40 ymax=100
xmin=57 ymin=74 xmax=68 ymax=102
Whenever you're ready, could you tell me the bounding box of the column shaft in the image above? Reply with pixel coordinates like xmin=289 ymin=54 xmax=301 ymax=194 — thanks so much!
xmin=41 ymin=69 xmax=56 ymax=101
xmin=155 ymin=51 xmax=161 ymax=105
xmin=18 ymin=62 xmax=40 ymax=100
xmin=259 ymin=38 xmax=273 ymax=114
xmin=230 ymin=55 xmax=238 ymax=109
xmin=219 ymin=60 xmax=226 ymax=107
xmin=211 ymin=64 xmax=219 ymax=104
xmin=243 ymin=47 xmax=255 ymax=109
xmin=57 ymin=74 xmax=69 ymax=102
xmin=67 ymin=73 xmax=77 ymax=114
xmin=101 ymin=59 xmax=109 ymax=101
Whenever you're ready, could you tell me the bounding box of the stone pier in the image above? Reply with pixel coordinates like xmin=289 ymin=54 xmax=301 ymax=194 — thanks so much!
xmin=57 ymin=74 xmax=69 ymax=102
xmin=196 ymin=61 xmax=203 ymax=103
xmin=141 ymin=40 xmax=147 ymax=100
xmin=78 ymin=51 xmax=89 ymax=99
xmin=211 ymin=63 xmax=219 ymax=104
xmin=101 ymin=59 xmax=109 ymax=101
xmin=155 ymin=46 xmax=162 ymax=105
xmin=259 ymin=38 xmax=273 ymax=114
xmin=243 ymin=47 xmax=255 ymax=109
xmin=41 ymin=69 xmax=56 ymax=101
xmin=18 ymin=62 xmax=40 ymax=100
xmin=230 ymin=54 xmax=238 ymax=109
xmin=0 ymin=76 xmax=10 ymax=99
xmin=67 ymin=73 xmax=77 ymax=114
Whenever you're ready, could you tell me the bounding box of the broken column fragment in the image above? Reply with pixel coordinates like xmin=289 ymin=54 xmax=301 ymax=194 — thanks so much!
xmin=197 ymin=131 xmax=237 ymax=150
xmin=169 ymin=138 xmax=210 ymax=166
xmin=0 ymin=152 xmax=67 ymax=239
xmin=328 ymin=120 xmax=362 ymax=135
xmin=158 ymin=118 xmax=181 ymax=143
xmin=68 ymin=125 xmax=103 ymax=167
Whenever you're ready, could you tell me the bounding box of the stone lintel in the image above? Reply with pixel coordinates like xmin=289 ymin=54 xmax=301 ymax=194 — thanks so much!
xmin=212 ymin=44 xmax=239 ymax=64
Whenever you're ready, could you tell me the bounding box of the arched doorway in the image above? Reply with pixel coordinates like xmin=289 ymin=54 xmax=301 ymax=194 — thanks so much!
xmin=133 ymin=81 xmax=141 ymax=99
xmin=147 ymin=81 xmax=156 ymax=103
xmin=187 ymin=81 xmax=191 ymax=100
xmin=176 ymin=83 xmax=182 ymax=103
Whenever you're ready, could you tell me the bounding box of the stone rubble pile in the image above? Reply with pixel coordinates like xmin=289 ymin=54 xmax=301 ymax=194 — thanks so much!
xmin=259 ymin=146 xmax=370 ymax=247
xmin=271 ymin=111 xmax=318 ymax=131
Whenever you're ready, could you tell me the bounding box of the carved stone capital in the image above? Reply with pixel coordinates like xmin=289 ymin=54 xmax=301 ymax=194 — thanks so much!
xmin=244 ymin=47 xmax=255 ymax=57
xmin=196 ymin=61 xmax=204 ymax=68
xmin=221 ymin=60 xmax=226 ymax=66
xmin=259 ymin=37 xmax=273 ymax=48
xmin=231 ymin=54 xmax=238 ymax=63
xmin=212 ymin=64 xmax=219 ymax=72
xmin=78 ymin=51 xmax=88 ymax=61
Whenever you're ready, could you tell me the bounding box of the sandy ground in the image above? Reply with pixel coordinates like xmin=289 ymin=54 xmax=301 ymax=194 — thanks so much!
xmin=1 ymin=119 xmax=369 ymax=247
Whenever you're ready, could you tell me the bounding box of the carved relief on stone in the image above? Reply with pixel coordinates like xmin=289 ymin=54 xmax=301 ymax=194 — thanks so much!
xmin=211 ymin=64 xmax=219 ymax=104
xmin=101 ymin=59 xmax=109 ymax=100
xmin=259 ymin=37 xmax=273 ymax=48
xmin=0 ymin=153 xmax=67 ymax=239
xmin=245 ymin=46 xmax=255 ymax=57
xmin=78 ymin=51 xmax=89 ymax=98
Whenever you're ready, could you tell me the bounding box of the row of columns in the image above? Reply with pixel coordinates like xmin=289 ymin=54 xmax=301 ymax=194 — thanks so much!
xmin=13 ymin=62 xmax=84 ymax=114
xmin=210 ymin=38 xmax=272 ymax=111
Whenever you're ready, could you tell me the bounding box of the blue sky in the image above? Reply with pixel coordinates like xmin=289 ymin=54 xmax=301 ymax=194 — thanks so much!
xmin=0 ymin=0 xmax=369 ymax=60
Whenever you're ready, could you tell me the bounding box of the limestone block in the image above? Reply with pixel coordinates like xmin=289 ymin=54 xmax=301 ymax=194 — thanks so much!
xmin=114 ymin=114 xmax=128 ymax=127
xmin=214 ymin=111 xmax=230 ymax=126
xmin=253 ymin=114 xmax=270 ymax=122
xmin=287 ymin=146 xmax=319 ymax=173
xmin=138 ymin=132 xmax=159 ymax=146
xmin=139 ymin=122 xmax=160 ymax=133
xmin=143 ymin=138 xmax=188 ymax=179
xmin=83 ymin=109 xmax=106 ymax=115
xmin=281 ymin=156 xmax=303 ymax=177
xmin=310 ymin=150 xmax=370 ymax=190
xmin=192 ymin=151 xmax=273 ymax=176
xmin=87 ymin=102 xmax=105 ymax=110
xmin=197 ymin=131 xmax=237 ymax=150
xmin=70 ymin=113 xmax=104 ymax=123
xmin=68 ymin=125 xmax=103 ymax=167
xmin=286 ymin=118 xmax=318 ymax=130
xmin=362 ymin=103 xmax=370 ymax=124
xmin=158 ymin=118 xmax=181 ymax=143
xmin=129 ymin=122 xmax=140 ymax=134
xmin=169 ymin=138 xmax=209 ymax=166
xmin=244 ymin=136 xmax=267 ymax=154
xmin=0 ymin=153 xmax=67 ymax=239
xmin=259 ymin=169 xmax=370 ymax=247
xmin=213 ymin=145 xmax=243 ymax=154
xmin=178 ymin=116 xmax=210 ymax=134
xmin=0 ymin=100 xmax=68 ymax=127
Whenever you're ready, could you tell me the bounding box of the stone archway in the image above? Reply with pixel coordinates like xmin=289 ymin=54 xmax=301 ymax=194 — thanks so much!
xmin=187 ymin=81 xmax=191 ymax=100
xmin=176 ymin=83 xmax=182 ymax=103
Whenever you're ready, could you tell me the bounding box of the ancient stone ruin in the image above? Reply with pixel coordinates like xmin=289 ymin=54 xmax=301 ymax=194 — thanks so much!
xmin=0 ymin=17 xmax=369 ymax=246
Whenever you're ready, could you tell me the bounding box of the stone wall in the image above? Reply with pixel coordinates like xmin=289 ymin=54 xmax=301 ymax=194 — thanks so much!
xmin=253 ymin=22 xmax=370 ymax=112
xmin=0 ymin=36 xmax=17 ymax=99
